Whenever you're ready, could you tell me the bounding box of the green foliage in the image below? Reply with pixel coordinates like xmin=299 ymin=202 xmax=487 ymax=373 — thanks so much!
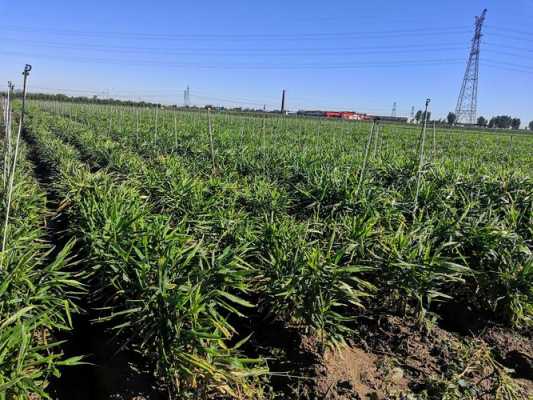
xmin=447 ymin=112 xmax=457 ymax=125
xmin=20 ymin=100 xmax=533 ymax=398
xmin=26 ymin=111 xmax=268 ymax=398
xmin=488 ymin=115 xmax=522 ymax=130
xmin=477 ymin=116 xmax=487 ymax=127
xmin=0 ymin=141 xmax=83 ymax=399
xmin=258 ymin=217 xmax=374 ymax=341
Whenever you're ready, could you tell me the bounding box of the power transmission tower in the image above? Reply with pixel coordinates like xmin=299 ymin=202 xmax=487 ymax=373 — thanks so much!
xmin=183 ymin=86 xmax=191 ymax=107
xmin=455 ymin=9 xmax=487 ymax=125
xmin=391 ymin=102 xmax=397 ymax=117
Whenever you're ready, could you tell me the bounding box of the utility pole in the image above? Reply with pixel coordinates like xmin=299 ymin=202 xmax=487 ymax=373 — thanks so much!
xmin=455 ymin=9 xmax=487 ymax=124
xmin=281 ymin=89 xmax=286 ymax=115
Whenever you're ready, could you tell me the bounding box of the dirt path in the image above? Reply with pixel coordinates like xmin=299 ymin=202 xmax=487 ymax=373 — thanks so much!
xmin=23 ymin=130 xmax=165 ymax=400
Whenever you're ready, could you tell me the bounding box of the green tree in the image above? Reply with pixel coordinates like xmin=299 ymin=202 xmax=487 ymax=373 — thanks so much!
xmin=477 ymin=116 xmax=487 ymax=127
xmin=511 ymin=118 xmax=521 ymax=130
xmin=488 ymin=115 xmax=513 ymax=129
xmin=415 ymin=110 xmax=422 ymax=123
xmin=529 ymin=121 xmax=533 ymax=130
xmin=447 ymin=112 xmax=457 ymax=125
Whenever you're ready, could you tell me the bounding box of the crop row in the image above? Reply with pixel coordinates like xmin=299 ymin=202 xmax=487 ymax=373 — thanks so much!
xmin=33 ymin=105 xmax=533 ymax=331
xmin=0 ymin=138 xmax=82 ymax=399
xmin=15 ymin=103 xmax=532 ymax=398
xmin=25 ymin=112 xmax=270 ymax=398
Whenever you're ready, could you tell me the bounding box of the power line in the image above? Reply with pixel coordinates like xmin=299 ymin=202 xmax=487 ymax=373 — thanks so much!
xmin=483 ymin=42 xmax=533 ymax=53
xmin=25 ymin=84 xmax=412 ymax=114
xmin=190 ymin=93 xmax=278 ymax=108
xmin=0 ymin=25 xmax=472 ymax=41
xmin=481 ymin=60 xmax=533 ymax=72
xmin=3 ymin=35 xmax=527 ymax=58
xmin=0 ymin=50 xmax=466 ymax=69
xmin=484 ymin=31 xmax=533 ymax=42
xmin=27 ymin=85 xmax=280 ymax=108
xmin=485 ymin=26 xmax=533 ymax=36
xmin=482 ymin=63 xmax=533 ymax=74
xmin=0 ymin=37 xmax=470 ymax=56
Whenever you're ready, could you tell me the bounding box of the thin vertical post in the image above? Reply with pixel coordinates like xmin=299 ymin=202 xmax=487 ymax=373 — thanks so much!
xmin=2 ymin=64 xmax=32 ymax=264
xmin=174 ymin=111 xmax=178 ymax=149
xmin=432 ymin=121 xmax=436 ymax=159
xmin=154 ymin=106 xmax=159 ymax=146
xmin=356 ymin=120 xmax=376 ymax=197
xmin=135 ymin=107 xmax=140 ymax=143
xmin=414 ymin=98 xmax=431 ymax=212
xmin=208 ymin=108 xmax=216 ymax=172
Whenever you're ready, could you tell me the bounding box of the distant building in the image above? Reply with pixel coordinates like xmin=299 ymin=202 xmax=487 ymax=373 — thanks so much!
xmin=297 ymin=110 xmax=371 ymax=121
xmin=370 ymin=115 xmax=409 ymax=123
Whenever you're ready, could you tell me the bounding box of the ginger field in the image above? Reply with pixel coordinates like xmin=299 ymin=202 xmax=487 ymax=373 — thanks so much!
xmin=2 ymin=101 xmax=532 ymax=399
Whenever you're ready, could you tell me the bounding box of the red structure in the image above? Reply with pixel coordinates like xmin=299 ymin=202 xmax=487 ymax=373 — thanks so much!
xmin=297 ymin=110 xmax=372 ymax=121
xmin=324 ymin=111 xmax=370 ymax=121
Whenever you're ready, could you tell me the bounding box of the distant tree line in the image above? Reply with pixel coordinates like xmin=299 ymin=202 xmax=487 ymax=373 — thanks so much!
xmin=0 ymin=92 xmax=281 ymax=115
xmin=445 ymin=112 xmax=525 ymax=130
xmin=414 ymin=110 xmax=431 ymax=123
xmin=0 ymin=92 xmax=165 ymax=108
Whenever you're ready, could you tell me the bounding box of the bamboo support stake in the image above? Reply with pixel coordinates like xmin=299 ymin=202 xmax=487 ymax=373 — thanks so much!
xmin=432 ymin=121 xmax=436 ymax=159
xmin=154 ymin=106 xmax=159 ymax=145
xmin=208 ymin=108 xmax=216 ymax=173
xmin=356 ymin=120 xmax=376 ymax=197
xmin=414 ymin=98 xmax=431 ymax=212
xmin=135 ymin=107 xmax=140 ymax=144
xmin=174 ymin=111 xmax=178 ymax=149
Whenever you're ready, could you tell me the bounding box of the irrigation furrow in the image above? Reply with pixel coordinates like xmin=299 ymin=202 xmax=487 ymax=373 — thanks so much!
xmin=22 ymin=126 xmax=166 ymax=400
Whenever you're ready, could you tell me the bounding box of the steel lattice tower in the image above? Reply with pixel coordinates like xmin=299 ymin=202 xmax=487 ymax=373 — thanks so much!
xmin=183 ymin=86 xmax=191 ymax=107
xmin=455 ymin=9 xmax=487 ymax=124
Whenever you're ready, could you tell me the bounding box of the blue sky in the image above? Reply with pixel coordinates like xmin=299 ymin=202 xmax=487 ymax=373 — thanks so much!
xmin=0 ymin=0 xmax=532 ymax=124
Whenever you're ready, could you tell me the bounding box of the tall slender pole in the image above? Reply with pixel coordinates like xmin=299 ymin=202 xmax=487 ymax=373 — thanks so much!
xmin=356 ymin=120 xmax=376 ymax=197
xmin=2 ymin=64 xmax=32 ymax=265
xmin=432 ymin=121 xmax=436 ymax=159
xmin=3 ymin=82 xmax=14 ymax=189
xmin=208 ymin=108 xmax=216 ymax=173
xmin=414 ymin=98 xmax=430 ymax=212
xmin=154 ymin=106 xmax=159 ymax=145
xmin=174 ymin=111 xmax=178 ymax=149
xmin=135 ymin=107 xmax=140 ymax=143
